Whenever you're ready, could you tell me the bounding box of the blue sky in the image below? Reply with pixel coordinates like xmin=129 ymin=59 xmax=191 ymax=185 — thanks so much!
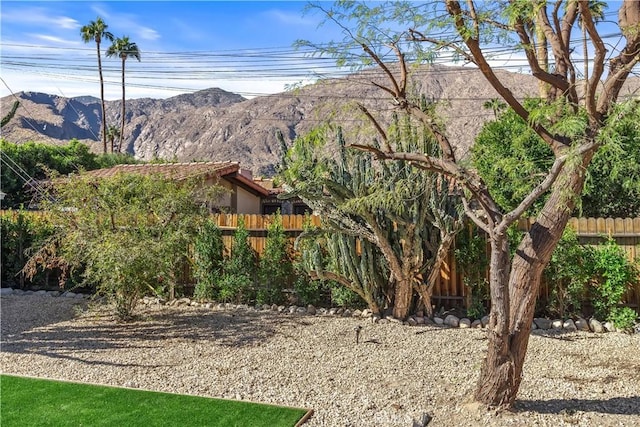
xmin=1 ymin=1 xmax=342 ymax=99
xmin=1 ymin=1 xmax=633 ymax=101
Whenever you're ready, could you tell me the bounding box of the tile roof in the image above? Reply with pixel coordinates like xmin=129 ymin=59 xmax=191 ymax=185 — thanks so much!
xmin=82 ymin=161 xmax=240 ymax=181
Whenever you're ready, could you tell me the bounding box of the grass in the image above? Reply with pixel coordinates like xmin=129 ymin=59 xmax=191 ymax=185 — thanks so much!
xmin=1 ymin=374 xmax=310 ymax=427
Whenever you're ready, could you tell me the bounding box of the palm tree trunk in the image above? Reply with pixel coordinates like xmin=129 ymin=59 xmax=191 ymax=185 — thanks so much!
xmin=120 ymin=57 xmax=126 ymax=150
xmin=97 ymin=42 xmax=107 ymax=154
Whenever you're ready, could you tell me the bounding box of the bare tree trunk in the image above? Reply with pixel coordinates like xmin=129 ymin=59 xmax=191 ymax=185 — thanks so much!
xmin=475 ymin=153 xmax=593 ymax=407
xmin=392 ymin=277 xmax=413 ymax=319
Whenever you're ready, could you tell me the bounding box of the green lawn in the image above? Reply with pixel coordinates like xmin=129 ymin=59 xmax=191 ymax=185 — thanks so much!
xmin=1 ymin=374 xmax=310 ymax=427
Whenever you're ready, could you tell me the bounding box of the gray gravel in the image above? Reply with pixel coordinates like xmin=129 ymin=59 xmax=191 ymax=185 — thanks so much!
xmin=2 ymin=294 xmax=640 ymax=426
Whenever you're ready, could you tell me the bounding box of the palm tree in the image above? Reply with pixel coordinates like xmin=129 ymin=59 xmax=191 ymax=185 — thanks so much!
xmin=482 ymin=98 xmax=507 ymax=119
xmin=106 ymin=36 xmax=140 ymax=150
xmin=106 ymin=125 xmax=121 ymax=153
xmin=80 ymin=17 xmax=113 ymax=154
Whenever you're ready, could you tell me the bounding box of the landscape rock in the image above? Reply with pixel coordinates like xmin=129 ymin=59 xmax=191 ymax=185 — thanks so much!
xmin=531 ymin=322 xmax=537 ymax=330
xmin=575 ymin=318 xmax=590 ymax=331
xmin=481 ymin=315 xmax=490 ymax=327
xmin=563 ymin=319 xmax=577 ymax=331
xmin=434 ymin=317 xmax=444 ymax=326
xmin=603 ymin=322 xmax=616 ymax=333
xmin=471 ymin=319 xmax=482 ymax=328
xmin=551 ymin=319 xmax=563 ymax=330
xmin=459 ymin=318 xmax=471 ymax=328
xmin=534 ymin=318 xmax=552 ymax=330
xmin=589 ymin=318 xmax=604 ymax=333
xmin=444 ymin=315 xmax=460 ymax=328
xmin=306 ymin=305 xmax=316 ymax=315
xmin=352 ymin=309 xmax=362 ymax=317
xmin=360 ymin=309 xmax=372 ymax=318
xmin=407 ymin=317 xmax=418 ymax=326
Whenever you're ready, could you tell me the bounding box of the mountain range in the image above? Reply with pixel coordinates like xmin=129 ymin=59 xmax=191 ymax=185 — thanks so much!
xmin=2 ymin=64 xmax=638 ymax=176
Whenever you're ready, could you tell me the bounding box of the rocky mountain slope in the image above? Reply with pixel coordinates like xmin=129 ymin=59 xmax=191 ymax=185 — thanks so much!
xmin=2 ymin=65 xmax=638 ymax=176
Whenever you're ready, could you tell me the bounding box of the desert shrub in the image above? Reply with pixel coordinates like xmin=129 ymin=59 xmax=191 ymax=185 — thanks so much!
xmin=24 ymin=173 xmax=215 ymax=320
xmin=1 ymin=210 xmax=54 ymax=289
xmin=218 ymin=217 xmax=256 ymax=303
xmin=192 ymin=219 xmax=224 ymax=301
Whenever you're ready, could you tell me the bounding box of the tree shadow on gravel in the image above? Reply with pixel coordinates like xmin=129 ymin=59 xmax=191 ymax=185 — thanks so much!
xmin=513 ymin=396 xmax=640 ymax=416
xmin=1 ymin=305 xmax=316 ymax=368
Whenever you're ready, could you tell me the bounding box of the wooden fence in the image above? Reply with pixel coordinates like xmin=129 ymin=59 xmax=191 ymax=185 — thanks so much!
xmin=2 ymin=210 xmax=639 ymax=310
xmin=213 ymin=214 xmax=640 ymax=311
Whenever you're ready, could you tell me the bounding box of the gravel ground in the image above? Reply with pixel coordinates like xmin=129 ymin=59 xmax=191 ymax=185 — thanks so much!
xmin=1 ymin=293 xmax=640 ymax=426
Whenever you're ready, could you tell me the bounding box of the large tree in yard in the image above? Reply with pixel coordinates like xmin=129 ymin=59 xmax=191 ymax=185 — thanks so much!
xmin=107 ymin=36 xmax=140 ymax=150
xmin=305 ymin=0 xmax=640 ymax=408
xmin=81 ymin=17 xmax=113 ymax=154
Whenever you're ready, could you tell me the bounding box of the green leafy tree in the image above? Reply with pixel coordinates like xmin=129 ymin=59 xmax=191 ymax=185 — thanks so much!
xmin=279 ymin=115 xmax=462 ymax=319
xmin=80 ymin=17 xmax=113 ymax=154
xmin=24 ymin=173 xmax=216 ymax=320
xmin=106 ymin=36 xmax=140 ymax=149
xmin=474 ymin=101 xmax=640 ymax=217
xmin=303 ymin=0 xmax=640 ymax=407
xmin=192 ymin=218 xmax=224 ymax=302
xmin=218 ymin=216 xmax=257 ymax=303
xmin=0 ymin=139 xmax=138 ymax=208
xmin=257 ymin=213 xmax=293 ymax=305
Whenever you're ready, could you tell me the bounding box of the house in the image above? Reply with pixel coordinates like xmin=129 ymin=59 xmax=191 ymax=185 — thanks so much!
xmin=80 ymin=162 xmax=308 ymax=215
xmin=252 ymin=177 xmax=311 ymax=215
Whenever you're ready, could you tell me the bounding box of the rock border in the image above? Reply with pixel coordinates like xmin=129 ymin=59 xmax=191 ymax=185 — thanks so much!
xmin=2 ymin=287 xmax=637 ymax=334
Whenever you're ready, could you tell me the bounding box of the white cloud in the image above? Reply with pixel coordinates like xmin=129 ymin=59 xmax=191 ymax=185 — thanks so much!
xmin=28 ymin=34 xmax=73 ymax=45
xmin=1 ymin=7 xmax=79 ymax=30
xmin=263 ymin=9 xmax=316 ymax=27
xmin=138 ymin=27 xmax=160 ymax=41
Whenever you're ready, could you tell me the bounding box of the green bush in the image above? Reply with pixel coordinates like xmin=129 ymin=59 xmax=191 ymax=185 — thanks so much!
xmin=589 ymin=238 xmax=639 ymax=322
xmin=608 ymin=307 xmax=638 ymax=332
xmin=543 ymin=228 xmax=591 ymax=318
xmin=1 ymin=211 xmax=54 ymax=289
xmin=218 ymin=217 xmax=256 ymax=303
xmin=1 ymin=139 xmax=138 ymax=209
xmin=192 ymin=219 xmax=224 ymax=302
xmin=330 ymin=282 xmax=365 ymax=308
xmin=24 ymin=173 xmax=212 ymax=320
xmin=257 ymin=213 xmax=292 ymax=305
xmin=454 ymin=224 xmax=489 ymax=319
